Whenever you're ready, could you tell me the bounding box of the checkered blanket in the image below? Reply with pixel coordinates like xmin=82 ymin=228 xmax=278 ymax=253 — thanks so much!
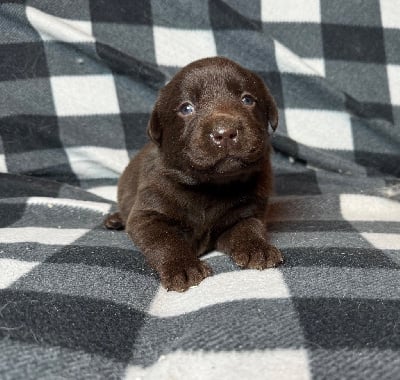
xmin=1 ymin=1 xmax=399 ymax=379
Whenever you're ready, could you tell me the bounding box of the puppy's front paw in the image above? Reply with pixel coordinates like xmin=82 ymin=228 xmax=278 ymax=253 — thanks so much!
xmin=159 ymin=260 xmax=213 ymax=292
xmin=232 ymin=244 xmax=284 ymax=270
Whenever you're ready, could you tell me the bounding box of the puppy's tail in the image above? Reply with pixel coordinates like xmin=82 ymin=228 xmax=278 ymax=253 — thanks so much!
xmin=104 ymin=212 xmax=125 ymax=230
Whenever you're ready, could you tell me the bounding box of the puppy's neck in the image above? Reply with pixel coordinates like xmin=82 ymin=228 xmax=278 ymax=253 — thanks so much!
xmin=190 ymin=176 xmax=260 ymax=195
xmin=164 ymin=166 xmax=260 ymax=193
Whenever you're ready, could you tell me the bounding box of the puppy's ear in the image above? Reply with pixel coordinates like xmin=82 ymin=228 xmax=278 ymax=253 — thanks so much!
xmin=266 ymin=93 xmax=279 ymax=133
xmin=252 ymin=72 xmax=279 ymax=133
xmin=147 ymin=107 xmax=162 ymax=146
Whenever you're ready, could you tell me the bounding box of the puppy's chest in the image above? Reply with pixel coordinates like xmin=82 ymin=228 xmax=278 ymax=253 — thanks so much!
xmin=182 ymin=192 xmax=255 ymax=235
xmin=179 ymin=193 xmax=256 ymax=255
xmin=187 ymin=200 xmax=223 ymax=229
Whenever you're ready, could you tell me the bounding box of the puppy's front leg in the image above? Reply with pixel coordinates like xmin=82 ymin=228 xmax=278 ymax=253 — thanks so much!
xmin=126 ymin=212 xmax=212 ymax=292
xmin=217 ymin=217 xmax=283 ymax=269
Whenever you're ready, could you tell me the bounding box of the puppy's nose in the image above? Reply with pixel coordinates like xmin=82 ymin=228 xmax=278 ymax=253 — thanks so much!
xmin=211 ymin=126 xmax=238 ymax=146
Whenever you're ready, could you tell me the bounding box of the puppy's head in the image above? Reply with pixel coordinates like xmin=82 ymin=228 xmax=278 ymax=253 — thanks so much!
xmin=148 ymin=57 xmax=278 ymax=184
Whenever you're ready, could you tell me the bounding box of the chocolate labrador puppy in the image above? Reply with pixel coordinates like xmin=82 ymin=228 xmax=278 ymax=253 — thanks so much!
xmin=105 ymin=56 xmax=283 ymax=291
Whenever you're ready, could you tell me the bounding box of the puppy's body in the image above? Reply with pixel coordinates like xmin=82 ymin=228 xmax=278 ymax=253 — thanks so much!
xmin=105 ymin=57 xmax=283 ymax=291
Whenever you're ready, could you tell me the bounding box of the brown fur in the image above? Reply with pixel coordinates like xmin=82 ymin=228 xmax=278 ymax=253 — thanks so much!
xmin=105 ymin=57 xmax=283 ymax=291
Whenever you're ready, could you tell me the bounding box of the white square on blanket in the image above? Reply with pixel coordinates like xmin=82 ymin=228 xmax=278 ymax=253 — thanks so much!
xmin=153 ymin=26 xmax=217 ymax=67
xmin=65 ymin=147 xmax=129 ymax=180
xmin=125 ymin=349 xmax=311 ymax=380
xmin=380 ymin=0 xmax=400 ymax=29
xmin=285 ymin=109 xmax=354 ymax=150
xmin=0 ymin=154 xmax=6 ymax=172
xmin=0 ymin=258 xmax=39 ymax=289
xmin=261 ymin=0 xmax=321 ymax=23
xmin=50 ymin=75 xmax=120 ymax=116
xmin=27 ymin=6 xmax=95 ymax=43
xmin=275 ymin=40 xmax=325 ymax=77
xmin=0 ymin=137 xmax=7 ymax=172
xmin=387 ymin=65 xmax=400 ymax=106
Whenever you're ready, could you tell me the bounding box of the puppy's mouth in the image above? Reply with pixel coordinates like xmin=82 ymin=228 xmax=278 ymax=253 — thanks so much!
xmin=189 ymin=154 xmax=263 ymax=180
xmin=214 ymin=156 xmax=247 ymax=174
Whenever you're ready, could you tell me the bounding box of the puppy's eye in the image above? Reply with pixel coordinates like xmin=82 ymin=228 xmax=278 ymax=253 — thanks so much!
xmin=241 ymin=94 xmax=255 ymax=106
xmin=178 ymin=102 xmax=195 ymax=116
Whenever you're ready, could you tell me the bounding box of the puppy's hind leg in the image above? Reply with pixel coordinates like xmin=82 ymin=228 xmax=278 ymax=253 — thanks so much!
xmin=104 ymin=212 xmax=125 ymax=230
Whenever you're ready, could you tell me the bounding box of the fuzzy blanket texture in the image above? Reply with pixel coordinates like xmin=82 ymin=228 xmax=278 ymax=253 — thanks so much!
xmin=0 ymin=1 xmax=399 ymax=379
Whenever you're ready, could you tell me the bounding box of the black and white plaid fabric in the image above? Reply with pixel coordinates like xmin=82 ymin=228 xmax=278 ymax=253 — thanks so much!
xmin=1 ymin=1 xmax=399 ymax=379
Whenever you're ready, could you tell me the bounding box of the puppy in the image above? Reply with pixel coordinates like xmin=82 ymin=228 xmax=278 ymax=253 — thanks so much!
xmin=105 ymin=57 xmax=283 ymax=291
